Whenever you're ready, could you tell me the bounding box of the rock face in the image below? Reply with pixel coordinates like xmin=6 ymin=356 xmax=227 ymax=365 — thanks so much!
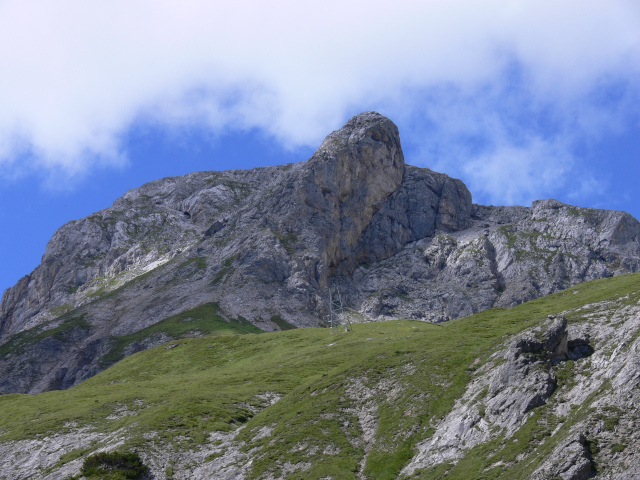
xmin=402 ymin=314 xmax=573 ymax=474
xmin=339 ymin=199 xmax=640 ymax=323
xmin=402 ymin=295 xmax=640 ymax=479
xmin=1 ymin=111 xmax=640 ymax=394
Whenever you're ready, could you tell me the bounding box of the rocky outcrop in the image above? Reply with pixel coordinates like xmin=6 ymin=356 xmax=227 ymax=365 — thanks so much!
xmin=402 ymin=315 xmax=574 ymax=474
xmin=340 ymin=199 xmax=640 ymax=322
xmin=0 ymin=112 xmax=405 ymax=340
xmin=1 ymin=112 xmax=640 ymax=394
xmin=354 ymin=165 xmax=472 ymax=266
xmin=402 ymin=295 xmax=640 ymax=479
xmin=533 ymin=433 xmax=596 ymax=480
xmin=253 ymin=111 xmax=405 ymax=293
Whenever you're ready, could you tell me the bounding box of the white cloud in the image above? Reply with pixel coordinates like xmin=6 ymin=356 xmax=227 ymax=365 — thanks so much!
xmin=0 ymin=0 xmax=638 ymax=201
xmin=462 ymin=137 xmax=573 ymax=206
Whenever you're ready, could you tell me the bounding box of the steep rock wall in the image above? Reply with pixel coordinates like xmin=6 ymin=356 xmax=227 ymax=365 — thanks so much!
xmin=0 ymin=112 xmax=639 ymax=394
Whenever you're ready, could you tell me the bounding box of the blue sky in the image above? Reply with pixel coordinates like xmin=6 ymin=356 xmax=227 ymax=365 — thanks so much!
xmin=0 ymin=0 xmax=639 ymax=295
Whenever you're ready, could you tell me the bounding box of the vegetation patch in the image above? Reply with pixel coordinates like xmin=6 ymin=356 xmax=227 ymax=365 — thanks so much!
xmin=54 ymin=444 xmax=97 ymax=469
xmin=99 ymin=302 xmax=261 ymax=367
xmin=73 ymin=451 xmax=149 ymax=479
xmin=223 ymin=254 xmax=237 ymax=266
xmin=210 ymin=266 xmax=233 ymax=285
xmin=592 ymin=405 xmax=623 ymax=431
xmin=86 ymin=262 xmax=173 ymax=302
xmin=566 ymin=206 xmax=598 ymax=219
xmin=222 ymin=179 xmax=252 ymax=198
xmin=209 ymin=255 xmax=237 ymax=285
xmin=178 ymin=256 xmax=206 ymax=270
xmin=611 ymin=442 xmax=626 ymax=453
xmin=497 ymin=226 xmax=558 ymax=263
xmin=0 ymin=316 xmax=89 ymax=358
xmin=498 ymin=224 xmax=517 ymax=248
xmin=270 ymin=315 xmax=297 ymax=331
xmin=273 ymin=230 xmax=298 ymax=254
xmin=49 ymin=304 xmax=74 ymax=316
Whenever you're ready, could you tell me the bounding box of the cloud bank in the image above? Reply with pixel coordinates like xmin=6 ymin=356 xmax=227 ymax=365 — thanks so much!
xmin=0 ymin=0 xmax=638 ymax=203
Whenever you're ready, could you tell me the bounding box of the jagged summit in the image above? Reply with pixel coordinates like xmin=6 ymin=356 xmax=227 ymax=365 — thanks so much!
xmin=1 ymin=112 xmax=640 ymax=394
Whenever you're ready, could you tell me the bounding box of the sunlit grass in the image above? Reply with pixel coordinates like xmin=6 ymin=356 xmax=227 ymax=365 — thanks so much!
xmin=1 ymin=273 xmax=639 ymax=479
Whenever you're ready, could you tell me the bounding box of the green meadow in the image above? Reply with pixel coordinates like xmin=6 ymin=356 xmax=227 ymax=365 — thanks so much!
xmin=2 ymin=272 xmax=639 ymax=479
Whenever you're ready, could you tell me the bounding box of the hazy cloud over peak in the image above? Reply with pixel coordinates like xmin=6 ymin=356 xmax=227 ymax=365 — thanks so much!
xmin=0 ymin=0 xmax=638 ymax=204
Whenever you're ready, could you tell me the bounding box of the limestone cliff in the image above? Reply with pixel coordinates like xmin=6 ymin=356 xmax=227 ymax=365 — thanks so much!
xmin=1 ymin=112 xmax=639 ymax=394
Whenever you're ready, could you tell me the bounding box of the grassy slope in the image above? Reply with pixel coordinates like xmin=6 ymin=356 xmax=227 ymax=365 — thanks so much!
xmin=99 ymin=302 xmax=262 ymax=366
xmin=0 ymin=301 xmax=260 ymax=372
xmin=1 ymin=273 xmax=639 ymax=479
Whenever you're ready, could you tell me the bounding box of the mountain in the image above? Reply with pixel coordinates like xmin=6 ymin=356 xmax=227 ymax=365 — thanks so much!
xmin=1 ymin=272 xmax=640 ymax=479
xmin=1 ymin=112 xmax=640 ymax=395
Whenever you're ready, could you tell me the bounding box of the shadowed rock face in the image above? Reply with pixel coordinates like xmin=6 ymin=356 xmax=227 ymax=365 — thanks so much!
xmin=0 ymin=112 xmax=406 ymax=339
xmin=257 ymin=111 xmax=406 ymax=284
xmin=1 ymin=111 xmax=640 ymax=394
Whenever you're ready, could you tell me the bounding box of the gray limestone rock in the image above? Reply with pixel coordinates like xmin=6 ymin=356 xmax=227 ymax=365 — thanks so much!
xmin=533 ymin=433 xmax=595 ymax=480
xmin=403 ymin=295 xmax=640 ymax=479
xmin=1 ymin=111 xmax=640 ymax=395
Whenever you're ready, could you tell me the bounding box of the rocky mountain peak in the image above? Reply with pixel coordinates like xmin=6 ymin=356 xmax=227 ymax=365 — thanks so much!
xmin=1 ymin=112 xmax=640 ymax=395
xmin=311 ymin=111 xmax=404 ymax=206
xmin=288 ymin=111 xmax=405 ymax=274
